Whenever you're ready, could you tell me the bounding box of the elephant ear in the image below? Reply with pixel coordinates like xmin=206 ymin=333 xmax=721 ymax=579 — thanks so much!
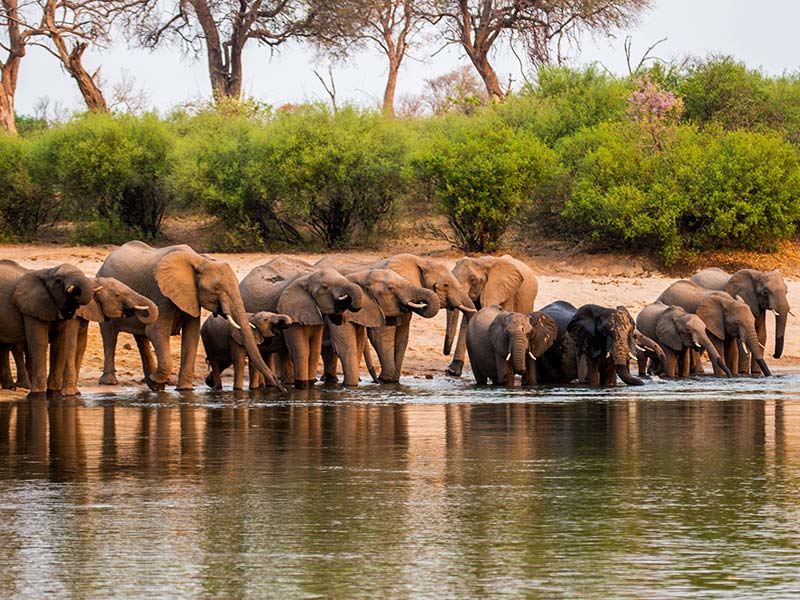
xmin=480 ymin=259 xmax=524 ymax=308
xmin=530 ymin=312 xmax=558 ymax=356
xmin=726 ymin=271 xmax=758 ymax=316
xmin=75 ymin=297 xmax=106 ymax=322
xmin=12 ymin=272 xmax=59 ymax=321
xmin=155 ymin=251 xmax=204 ymax=318
xmin=277 ymin=279 xmax=323 ymax=325
xmin=655 ymin=310 xmax=684 ymax=351
xmin=346 ymin=294 xmax=384 ymax=328
xmin=697 ymin=298 xmax=725 ymax=340
xmin=567 ymin=313 xmax=601 ymax=358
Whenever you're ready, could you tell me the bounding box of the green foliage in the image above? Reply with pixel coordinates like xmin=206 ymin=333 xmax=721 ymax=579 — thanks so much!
xmin=415 ymin=113 xmax=559 ymax=252
xmin=34 ymin=113 xmax=174 ymax=241
xmin=0 ymin=134 xmax=56 ymax=238
xmin=560 ymin=123 xmax=800 ymax=264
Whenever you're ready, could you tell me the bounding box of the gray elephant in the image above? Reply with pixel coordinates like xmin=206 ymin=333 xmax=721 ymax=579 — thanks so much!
xmin=318 ymin=253 xmax=475 ymax=383
xmin=536 ymin=301 xmax=579 ymax=383
xmin=466 ymin=305 xmax=556 ymax=386
xmin=239 ymin=265 xmax=363 ymax=388
xmin=201 ymin=311 xmax=293 ymax=390
xmin=566 ymin=304 xmax=658 ymax=386
xmin=0 ymin=259 xmax=93 ymax=397
xmin=97 ymin=241 xmax=284 ymax=391
xmin=690 ymin=267 xmax=789 ymax=374
xmin=445 ymin=255 xmax=538 ymax=377
xmin=61 ymin=276 xmax=160 ymax=396
xmin=323 ymin=268 xmax=440 ymax=386
xmin=658 ymin=280 xmax=771 ymax=376
xmin=636 ymin=302 xmax=732 ymax=378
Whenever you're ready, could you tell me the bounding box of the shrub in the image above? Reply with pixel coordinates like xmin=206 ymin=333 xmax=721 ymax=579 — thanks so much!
xmin=35 ymin=113 xmax=175 ymax=241
xmin=0 ymin=135 xmax=56 ymax=238
xmin=415 ymin=113 xmax=559 ymax=252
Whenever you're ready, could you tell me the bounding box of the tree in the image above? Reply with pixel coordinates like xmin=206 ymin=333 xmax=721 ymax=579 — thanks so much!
xmin=427 ymin=0 xmax=651 ymax=101
xmin=0 ymin=0 xmax=25 ymax=133
xmin=309 ymin=0 xmax=426 ymax=115
xmin=133 ymin=1 xmax=315 ymax=102
xmin=422 ymin=64 xmax=487 ymax=114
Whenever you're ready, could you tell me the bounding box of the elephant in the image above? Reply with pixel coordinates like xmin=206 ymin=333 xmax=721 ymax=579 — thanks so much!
xmin=636 ymin=302 xmax=732 ymax=378
xmin=535 ymin=301 xmax=580 ymax=383
xmin=657 ymin=280 xmax=771 ymax=376
xmin=201 ymin=311 xmax=293 ymax=390
xmin=444 ymin=255 xmax=539 ymax=377
xmin=60 ymin=276 xmax=160 ymax=396
xmin=322 ymin=269 xmax=440 ymax=385
xmin=0 ymin=259 xmax=93 ymax=397
xmin=97 ymin=241 xmax=285 ymax=392
xmin=239 ymin=265 xmax=364 ymax=388
xmin=690 ymin=267 xmax=790 ymax=374
xmin=316 ymin=253 xmax=476 ymax=383
xmin=566 ymin=304 xmax=651 ymax=386
xmin=465 ymin=305 xmax=556 ymax=386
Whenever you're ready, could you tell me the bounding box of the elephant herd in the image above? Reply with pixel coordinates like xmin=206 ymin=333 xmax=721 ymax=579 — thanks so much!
xmin=0 ymin=240 xmax=790 ymax=399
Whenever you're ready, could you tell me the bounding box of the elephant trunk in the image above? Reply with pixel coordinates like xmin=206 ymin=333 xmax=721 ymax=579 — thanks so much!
xmin=230 ymin=297 xmax=286 ymax=392
xmin=335 ymin=282 xmax=364 ymax=313
xmin=406 ymin=286 xmax=440 ymax=318
xmin=615 ymin=363 xmax=645 ymax=386
xmin=126 ymin=294 xmax=159 ymax=325
xmin=511 ymin=334 xmax=528 ymax=375
xmin=636 ymin=332 xmax=667 ymax=375
xmin=742 ymin=328 xmax=771 ymax=377
xmin=774 ymin=302 xmax=789 ymax=359
xmin=444 ymin=308 xmax=460 ymax=355
xmin=613 ymin=335 xmax=644 ymax=385
xmin=698 ymin=331 xmax=732 ymax=378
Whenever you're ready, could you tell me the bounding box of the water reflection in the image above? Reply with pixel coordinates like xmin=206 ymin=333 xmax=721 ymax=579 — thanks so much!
xmin=0 ymin=382 xmax=799 ymax=597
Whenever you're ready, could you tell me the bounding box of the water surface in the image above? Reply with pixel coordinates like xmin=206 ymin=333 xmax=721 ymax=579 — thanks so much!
xmin=2 ymin=375 xmax=800 ymax=598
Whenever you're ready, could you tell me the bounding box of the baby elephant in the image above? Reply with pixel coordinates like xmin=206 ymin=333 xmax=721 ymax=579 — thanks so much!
xmin=202 ymin=311 xmax=292 ymax=390
xmin=466 ymin=305 xmax=557 ymax=386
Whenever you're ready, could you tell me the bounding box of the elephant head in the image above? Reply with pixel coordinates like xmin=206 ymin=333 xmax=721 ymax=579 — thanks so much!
xmin=727 ymin=269 xmax=790 ymax=359
xmin=654 ymin=305 xmax=732 ymax=377
xmin=445 ymin=256 xmax=523 ymax=355
xmin=632 ymin=329 xmax=668 ymax=376
xmin=528 ymin=311 xmax=558 ymax=360
xmin=697 ymin=293 xmax=771 ymax=376
xmin=277 ymin=268 xmax=364 ymax=327
xmin=346 ymin=269 xmax=440 ymax=328
xmin=489 ymin=312 xmax=534 ymax=375
xmin=76 ymin=277 xmax=159 ymax=325
xmin=12 ymin=264 xmax=93 ymax=321
xmin=154 ymin=250 xmax=285 ymax=390
xmin=235 ymin=312 xmax=293 ymax=346
xmin=568 ymin=305 xmax=644 ymax=386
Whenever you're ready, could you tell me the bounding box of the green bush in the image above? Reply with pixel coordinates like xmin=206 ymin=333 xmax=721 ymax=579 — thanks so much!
xmin=560 ymin=123 xmax=800 ymax=264
xmin=415 ymin=113 xmax=559 ymax=252
xmin=0 ymin=134 xmax=56 ymax=238
xmin=34 ymin=113 xmax=175 ymax=241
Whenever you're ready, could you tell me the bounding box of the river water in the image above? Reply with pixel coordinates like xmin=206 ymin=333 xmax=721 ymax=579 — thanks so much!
xmin=2 ymin=375 xmax=800 ymax=598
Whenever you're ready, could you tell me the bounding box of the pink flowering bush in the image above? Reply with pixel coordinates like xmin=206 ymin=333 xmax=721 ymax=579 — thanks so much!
xmin=627 ymin=76 xmax=685 ymax=151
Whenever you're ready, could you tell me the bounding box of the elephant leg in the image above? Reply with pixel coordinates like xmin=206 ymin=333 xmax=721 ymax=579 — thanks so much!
xmin=672 ymin=349 xmax=684 ymax=378
xmin=636 ymin=349 xmax=648 ymax=377
xmin=321 ymin=327 xmax=339 ymax=385
xmin=752 ymin=314 xmax=767 ymax=375
xmin=176 ymin=317 xmax=201 ymax=390
xmin=0 ymin=346 xmax=14 ymax=389
xmin=12 ymin=344 xmax=30 ymax=389
xmin=392 ymin=314 xmax=413 ymax=380
xmin=231 ymin=344 xmax=246 ymax=391
xmin=285 ymin=327 xmax=310 ymax=388
xmin=99 ymin=322 xmax=120 ymax=385
xmin=24 ymin=317 xmax=50 ymax=396
xmin=331 ymin=323 xmax=359 ymax=386
xmin=63 ymin=319 xmax=87 ymax=396
xmin=135 ymin=334 xmax=156 ymax=379
xmin=600 ymin=360 xmax=616 ymax=385
xmin=522 ymin=354 xmax=537 ymax=386
xmin=586 ymin=359 xmax=601 ymax=386
xmin=708 ymin=339 xmax=725 ymax=376
xmin=145 ymin=322 xmax=173 ymax=391
xmin=307 ymin=326 xmax=324 ymax=386
xmin=446 ymin=312 xmax=469 ymax=377
xmin=248 ymin=358 xmax=260 ymax=390
xmin=496 ymin=354 xmax=514 ymax=387
xmin=691 ymin=348 xmax=705 ymax=374
xmin=725 ymin=338 xmax=739 ymax=376
xmin=369 ymin=325 xmax=398 ymax=383
xmin=47 ymin=321 xmax=69 ymax=394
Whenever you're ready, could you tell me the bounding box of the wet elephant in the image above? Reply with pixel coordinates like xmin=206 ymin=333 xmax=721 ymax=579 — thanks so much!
xmin=445 ymin=255 xmax=538 ymax=377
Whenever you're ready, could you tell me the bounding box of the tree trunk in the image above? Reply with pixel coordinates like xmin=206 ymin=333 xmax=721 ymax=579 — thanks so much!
xmin=67 ymin=43 xmax=108 ymax=112
xmin=1 ymin=0 xmax=23 ymax=134
xmin=382 ymin=57 xmax=400 ymax=116
xmin=469 ymin=53 xmax=504 ymax=101
xmin=0 ymin=83 xmax=16 ymax=134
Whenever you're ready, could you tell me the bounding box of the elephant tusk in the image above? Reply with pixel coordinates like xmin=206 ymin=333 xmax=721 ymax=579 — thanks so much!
xmin=227 ymin=315 xmax=242 ymax=330
xmin=460 ymin=305 xmax=477 ymax=313
xmin=66 ymin=285 xmax=76 ymax=294
xmin=528 ymin=351 xmax=536 ymax=361
xmin=406 ymin=301 xmax=427 ymax=309
xmin=133 ymin=305 xmax=150 ymax=311
xmin=629 ymin=352 xmax=637 ymax=361
xmin=338 ymin=294 xmax=349 ymax=301
xmin=741 ymin=344 xmax=750 ymax=356
xmin=774 ymin=312 xmax=780 ymax=317
xmin=759 ymin=341 xmax=766 ymax=350
xmin=250 ymin=322 xmax=257 ymax=330
xmin=790 ymin=310 xmax=797 ymax=317
xmin=93 ymin=286 xmax=104 ymax=293
xmin=506 ymin=352 xmax=512 ymax=362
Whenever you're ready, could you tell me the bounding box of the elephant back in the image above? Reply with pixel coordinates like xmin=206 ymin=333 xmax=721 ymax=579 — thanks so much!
xmin=689 ymin=267 xmax=730 ymax=291
xmin=240 ymin=267 xmax=288 ymax=313
xmin=635 ymin=302 xmax=672 ymax=340
xmin=656 ymin=280 xmax=712 ymax=314
xmin=267 ymin=256 xmax=316 ymax=279
xmin=98 ymin=241 xmax=185 ymax=303
xmin=503 ymin=255 xmax=538 ymax=312
xmin=315 ymin=254 xmax=373 ymax=275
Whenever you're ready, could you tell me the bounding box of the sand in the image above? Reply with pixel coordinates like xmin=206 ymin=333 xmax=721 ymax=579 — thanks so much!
xmin=0 ymin=243 xmax=797 ymax=399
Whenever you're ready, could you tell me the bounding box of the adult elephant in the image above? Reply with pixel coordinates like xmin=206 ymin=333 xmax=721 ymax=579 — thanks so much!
xmin=240 ymin=266 xmax=363 ymax=388
xmin=317 ymin=253 xmax=476 ymax=383
xmin=691 ymin=268 xmax=789 ymax=374
xmin=567 ymin=304 xmax=653 ymax=386
xmin=465 ymin=305 xmax=556 ymax=386
xmin=61 ymin=276 xmax=160 ymax=396
xmin=536 ymin=301 xmax=579 ymax=383
xmin=445 ymin=255 xmax=538 ymax=377
xmin=636 ymin=302 xmax=732 ymax=378
xmin=323 ymin=269 xmax=440 ymax=386
xmin=97 ymin=241 xmax=285 ymax=391
xmin=201 ymin=311 xmax=293 ymax=390
xmin=0 ymin=259 xmax=93 ymax=397
xmin=658 ymin=280 xmax=771 ymax=376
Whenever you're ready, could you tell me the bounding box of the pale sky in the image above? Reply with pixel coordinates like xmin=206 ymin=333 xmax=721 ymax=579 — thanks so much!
xmin=15 ymin=0 xmax=800 ymax=116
